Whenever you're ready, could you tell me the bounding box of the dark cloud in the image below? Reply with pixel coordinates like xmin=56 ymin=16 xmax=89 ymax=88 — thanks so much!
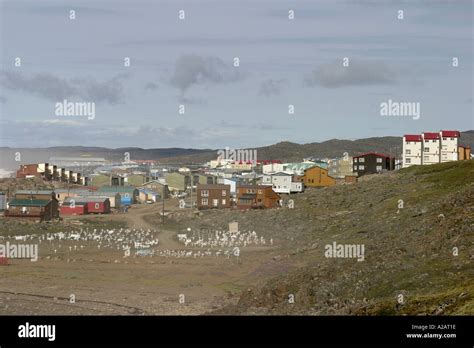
xmin=0 ymin=71 xmax=126 ymax=104
xmin=304 ymin=60 xmax=396 ymax=88
xmin=170 ymin=54 xmax=242 ymax=95
xmin=258 ymin=79 xmax=287 ymax=97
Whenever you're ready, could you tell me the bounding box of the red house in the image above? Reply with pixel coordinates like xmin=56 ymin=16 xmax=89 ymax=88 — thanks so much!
xmin=61 ymin=199 xmax=88 ymax=216
xmin=61 ymin=197 xmax=110 ymax=215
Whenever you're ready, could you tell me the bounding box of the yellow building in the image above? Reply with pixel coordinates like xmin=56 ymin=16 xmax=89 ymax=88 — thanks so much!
xmin=302 ymin=166 xmax=336 ymax=187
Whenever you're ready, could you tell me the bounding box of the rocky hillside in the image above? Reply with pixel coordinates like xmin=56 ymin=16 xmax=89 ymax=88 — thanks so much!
xmin=169 ymin=160 xmax=474 ymax=315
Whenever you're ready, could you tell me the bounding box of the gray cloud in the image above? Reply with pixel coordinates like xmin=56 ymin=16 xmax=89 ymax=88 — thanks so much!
xmin=144 ymin=82 xmax=159 ymax=91
xmin=258 ymin=79 xmax=288 ymax=97
xmin=0 ymin=71 xmax=126 ymax=104
xmin=170 ymin=55 xmax=242 ymax=95
xmin=304 ymin=60 xmax=396 ymax=88
xmin=0 ymin=95 xmax=7 ymax=103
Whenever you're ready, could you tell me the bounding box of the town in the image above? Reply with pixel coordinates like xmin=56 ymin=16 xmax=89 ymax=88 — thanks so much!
xmin=0 ymin=130 xmax=470 ymax=220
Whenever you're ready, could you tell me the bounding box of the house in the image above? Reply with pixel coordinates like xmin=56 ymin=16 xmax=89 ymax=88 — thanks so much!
xmin=85 ymin=192 xmax=121 ymax=209
xmin=458 ymin=145 xmax=471 ymax=160
xmin=16 ymin=164 xmax=42 ymax=179
xmin=262 ymin=163 xmax=284 ymax=174
xmin=283 ymin=162 xmax=322 ymax=176
xmin=192 ymin=173 xmax=218 ymax=186
xmin=290 ymin=180 xmax=304 ymax=193
xmin=196 ymin=184 xmax=231 ymax=209
xmin=89 ymin=173 xmax=112 ymax=187
xmin=138 ymin=188 xmax=160 ymax=203
xmin=422 ymin=132 xmax=442 ymax=165
xmin=165 ymin=172 xmax=191 ymax=192
xmin=54 ymin=188 xmax=93 ymax=203
xmin=141 ymin=179 xmax=169 ymax=199
xmin=6 ymin=199 xmax=58 ymax=221
xmin=98 ymin=186 xmax=139 ymax=205
xmin=216 ymin=178 xmax=238 ymax=195
xmin=236 ymin=185 xmax=280 ymax=209
xmin=60 ymin=199 xmax=88 ymax=215
xmin=301 ymin=166 xmax=336 ymax=187
xmin=126 ymin=173 xmax=150 ymax=186
xmin=63 ymin=197 xmax=110 ymax=214
xmin=327 ymin=155 xmax=354 ymax=179
xmin=6 ymin=190 xmax=59 ymax=221
xmin=353 ymin=153 xmax=394 ymax=176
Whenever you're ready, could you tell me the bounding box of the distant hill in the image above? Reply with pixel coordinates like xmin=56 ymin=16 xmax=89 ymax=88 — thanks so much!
xmin=1 ymin=131 xmax=472 ymax=171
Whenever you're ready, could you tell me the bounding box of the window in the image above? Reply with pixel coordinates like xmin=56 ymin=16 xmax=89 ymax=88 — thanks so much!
xmin=258 ymin=189 xmax=263 ymax=194
xmin=201 ymin=198 xmax=208 ymax=205
xmin=405 ymin=149 xmax=411 ymax=155
xmin=406 ymin=158 xmax=411 ymax=164
xmin=354 ymin=158 xmax=358 ymax=162
xmin=222 ymin=199 xmax=226 ymax=205
xmin=376 ymin=166 xmax=382 ymax=172
xmin=424 ymin=156 xmax=429 ymax=161
xmin=202 ymin=190 xmax=209 ymax=197
xmin=359 ymin=165 xmax=365 ymax=170
xmin=406 ymin=141 xmax=411 ymax=145
xmin=95 ymin=203 xmax=100 ymax=209
xmin=424 ymin=147 xmax=429 ymax=152
xmin=222 ymin=190 xmax=226 ymax=197
xmin=359 ymin=158 xmax=365 ymax=163
xmin=450 ymin=137 xmax=454 ymax=141
xmin=212 ymin=199 xmax=219 ymax=207
xmin=376 ymin=158 xmax=382 ymax=163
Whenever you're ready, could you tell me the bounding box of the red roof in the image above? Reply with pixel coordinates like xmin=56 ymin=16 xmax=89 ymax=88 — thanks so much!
xmin=404 ymin=134 xmax=422 ymax=142
xmin=423 ymin=132 xmax=440 ymax=140
xmin=441 ymin=130 xmax=460 ymax=138
xmin=354 ymin=152 xmax=392 ymax=159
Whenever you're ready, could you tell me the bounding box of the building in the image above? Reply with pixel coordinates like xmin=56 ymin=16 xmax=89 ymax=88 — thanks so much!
xmin=402 ymin=134 xmax=423 ymax=167
xmin=165 ymin=172 xmax=191 ymax=192
xmin=196 ymin=184 xmax=231 ymax=209
xmin=85 ymin=192 xmax=121 ymax=209
xmin=353 ymin=153 xmax=394 ymax=176
xmin=458 ymin=145 xmax=471 ymax=160
xmin=141 ymin=180 xmax=169 ymax=199
xmin=6 ymin=190 xmax=59 ymax=221
xmin=262 ymin=163 xmax=285 ymax=174
xmin=16 ymin=164 xmax=42 ymax=179
xmin=327 ymin=154 xmax=354 ymax=179
xmin=236 ymin=185 xmax=280 ymax=209
xmin=262 ymin=172 xmax=298 ymax=194
xmin=301 ymin=166 xmax=336 ymax=187
xmin=0 ymin=192 xmax=6 ymax=211
xmin=440 ymin=130 xmax=461 ymax=163
xmin=126 ymin=173 xmax=150 ymax=186
xmin=283 ymin=162 xmax=323 ymax=176
xmin=192 ymin=173 xmax=218 ymax=186
xmin=54 ymin=188 xmax=94 ymax=203
xmin=138 ymin=188 xmax=160 ymax=203
xmin=60 ymin=199 xmax=88 ymax=215
xmin=63 ymin=197 xmax=111 ymax=214
xmin=402 ymin=130 xmax=463 ymax=168
xmin=216 ymin=178 xmax=238 ymax=195
xmin=98 ymin=186 xmax=139 ymax=205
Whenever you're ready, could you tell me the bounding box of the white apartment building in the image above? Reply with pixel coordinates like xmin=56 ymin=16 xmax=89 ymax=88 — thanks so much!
xmin=262 ymin=163 xmax=284 ymax=174
xmin=440 ymin=130 xmax=460 ymax=162
xmin=402 ymin=130 xmax=461 ymax=168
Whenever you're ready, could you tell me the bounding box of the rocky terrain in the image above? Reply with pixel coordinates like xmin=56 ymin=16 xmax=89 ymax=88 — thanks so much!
xmin=167 ymin=160 xmax=474 ymax=315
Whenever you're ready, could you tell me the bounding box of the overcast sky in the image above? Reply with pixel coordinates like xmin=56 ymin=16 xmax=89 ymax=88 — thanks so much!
xmin=0 ymin=0 xmax=472 ymax=148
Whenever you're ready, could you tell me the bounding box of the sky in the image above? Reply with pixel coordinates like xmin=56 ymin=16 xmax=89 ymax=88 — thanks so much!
xmin=0 ymin=0 xmax=472 ymax=149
